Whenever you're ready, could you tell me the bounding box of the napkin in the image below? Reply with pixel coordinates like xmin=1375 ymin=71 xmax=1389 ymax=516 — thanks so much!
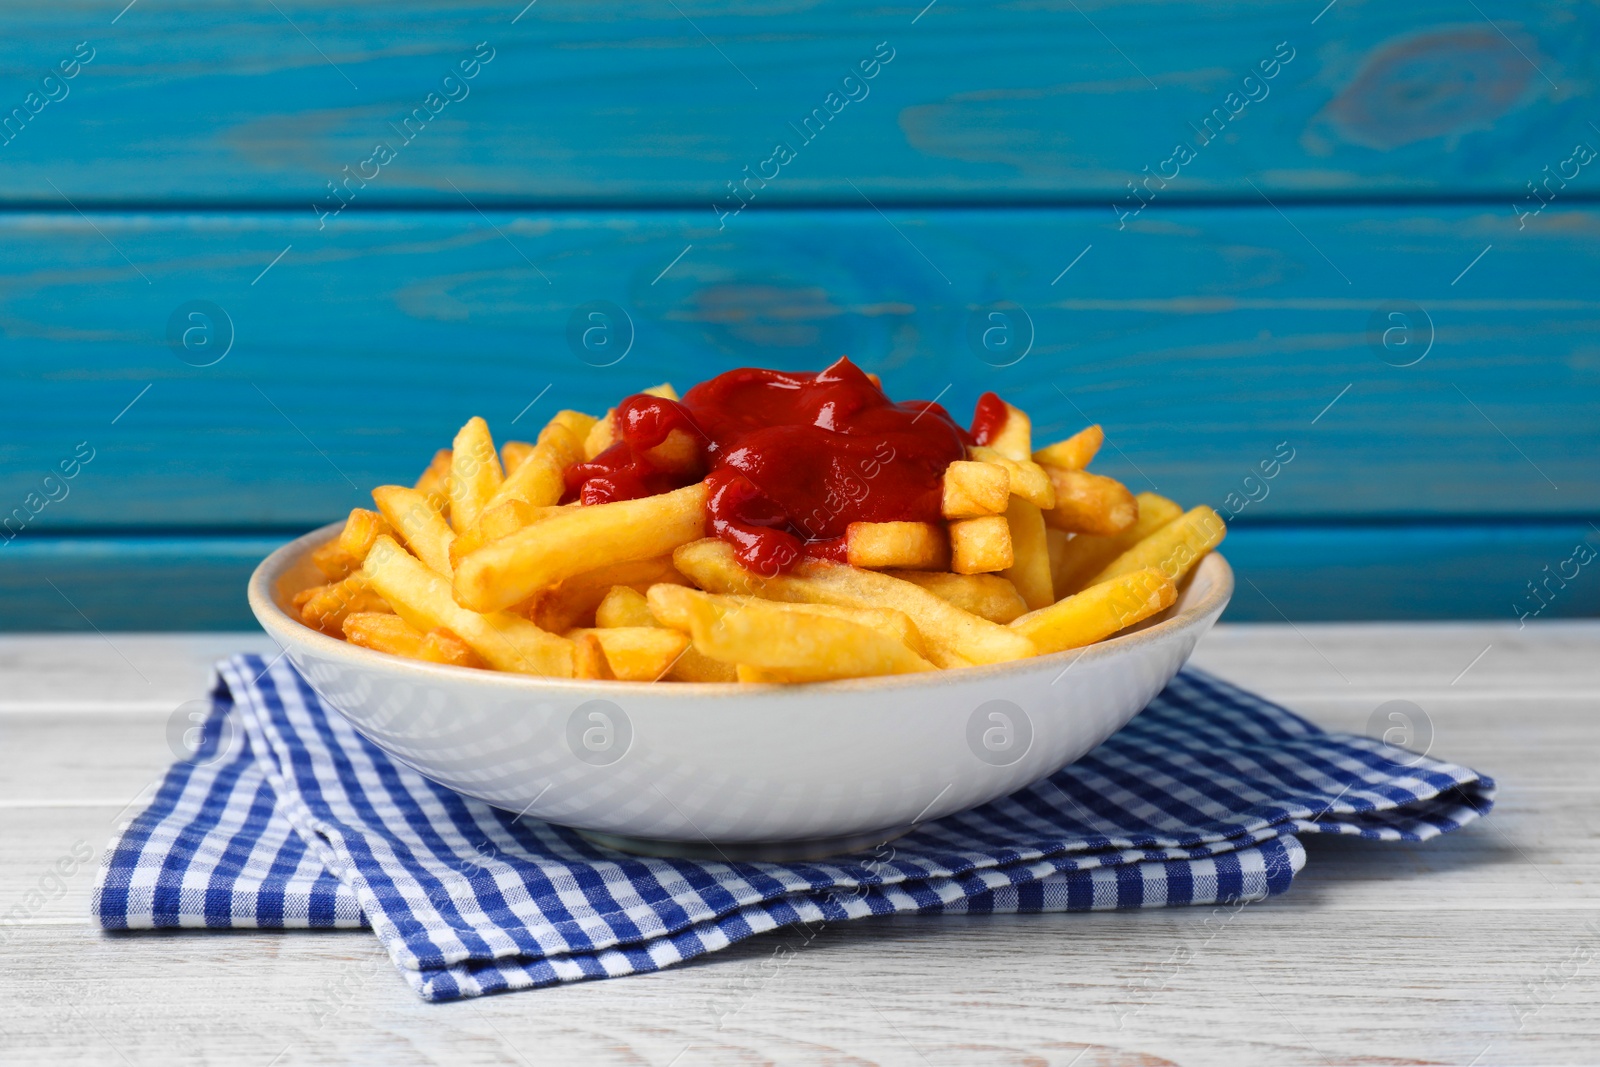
xmin=93 ymin=654 xmax=1492 ymax=1001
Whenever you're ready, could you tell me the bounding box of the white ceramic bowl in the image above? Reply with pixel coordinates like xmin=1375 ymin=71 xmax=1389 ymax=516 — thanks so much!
xmin=249 ymin=523 xmax=1232 ymax=860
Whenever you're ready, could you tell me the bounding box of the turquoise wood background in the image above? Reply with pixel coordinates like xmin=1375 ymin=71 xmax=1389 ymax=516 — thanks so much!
xmin=1 ymin=0 xmax=1596 ymax=629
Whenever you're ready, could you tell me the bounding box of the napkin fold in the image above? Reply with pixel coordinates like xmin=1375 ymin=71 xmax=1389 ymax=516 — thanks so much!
xmin=94 ymin=654 xmax=1492 ymax=1001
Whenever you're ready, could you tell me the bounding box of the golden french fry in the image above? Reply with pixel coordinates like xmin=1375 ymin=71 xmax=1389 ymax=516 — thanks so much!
xmin=950 ymin=515 xmax=1013 ymax=574
xmin=883 ymin=571 xmax=1027 ymax=624
xmin=1010 ymin=568 xmax=1175 ymax=654
xmin=641 ymin=429 xmax=704 ymax=477
xmin=449 ymin=416 xmax=504 ymax=533
xmin=525 ymin=555 xmax=690 ymax=632
xmin=298 ymin=573 xmax=392 ymax=636
xmin=343 ymin=612 xmax=425 ymax=657
xmin=567 ymin=626 xmax=690 ymax=681
xmin=417 ymin=627 xmax=487 ymax=669
xmin=414 ymin=448 xmax=453 ymax=507
xmin=372 ymin=485 xmax=457 ymax=577
xmin=641 ymin=382 xmax=679 ymax=400
xmin=584 ymin=411 xmax=616 ymax=459
xmin=595 ymin=585 xmax=654 ymax=628
xmin=672 ymin=538 xmax=1035 ymax=667
xmin=1033 ymin=425 xmax=1103 ymax=470
xmin=1046 ymin=527 xmax=1072 ymax=600
xmin=668 ymin=645 xmax=738 ymax=682
xmin=1041 ymin=467 xmax=1138 ymax=536
xmin=489 ymin=420 xmax=583 ymax=512
xmin=448 ymin=500 xmax=561 ymax=570
xmin=941 ymin=460 xmax=1010 ymax=519
xmin=984 ymin=400 xmax=1032 ymax=462
xmin=501 ymin=440 xmax=536 ymax=476
xmin=1001 ymin=498 xmax=1054 ymax=610
xmin=648 ymin=585 xmax=933 ymax=680
xmin=845 ymin=521 xmax=949 ymax=570
xmin=1085 ymin=505 xmax=1226 ymax=587
xmin=711 ymin=594 xmax=928 ymax=658
xmin=455 ymin=482 xmax=709 ymax=613
xmin=310 ymin=539 xmax=357 ymax=582
xmin=573 ymin=631 xmax=615 ymax=680
xmin=336 ymin=507 xmax=393 ymax=567
xmin=969 ymin=447 xmax=1056 ymax=510
xmin=547 ymin=409 xmax=599 ymax=445
xmin=1051 ymin=492 xmax=1183 ymax=596
xmin=362 ymin=535 xmax=573 ymax=677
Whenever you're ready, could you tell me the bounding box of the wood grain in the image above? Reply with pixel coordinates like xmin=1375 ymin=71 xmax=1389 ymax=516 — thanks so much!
xmin=1 ymin=205 xmax=1594 ymax=529
xmin=1 ymin=626 xmax=1597 ymax=1065
xmin=0 ymin=1 xmax=1592 ymax=204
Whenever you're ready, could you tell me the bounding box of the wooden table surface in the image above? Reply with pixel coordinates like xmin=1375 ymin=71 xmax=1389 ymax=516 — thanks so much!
xmin=2 ymin=622 xmax=1596 ymax=1066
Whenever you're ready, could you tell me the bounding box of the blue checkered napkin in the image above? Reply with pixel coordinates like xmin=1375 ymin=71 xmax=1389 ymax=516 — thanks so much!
xmin=94 ymin=655 xmax=1493 ymax=1001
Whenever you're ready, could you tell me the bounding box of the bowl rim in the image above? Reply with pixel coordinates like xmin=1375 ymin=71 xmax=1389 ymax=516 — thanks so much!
xmin=250 ymin=520 xmax=1233 ymax=697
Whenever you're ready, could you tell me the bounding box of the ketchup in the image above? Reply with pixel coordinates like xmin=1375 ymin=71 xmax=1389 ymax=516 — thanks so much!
xmin=565 ymin=357 xmax=974 ymax=574
xmin=969 ymin=391 xmax=1009 ymax=446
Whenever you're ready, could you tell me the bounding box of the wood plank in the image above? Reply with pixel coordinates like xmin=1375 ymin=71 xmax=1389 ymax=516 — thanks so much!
xmin=5 ymin=522 xmax=1595 ymax=628
xmin=1 ymin=627 xmax=1594 ymax=1064
xmin=2 ymin=908 xmax=1596 ymax=1064
xmin=1 ymin=205 xmax=1596 ymax=534
xmin=2 ymin=2 xmax=1592 ymax=203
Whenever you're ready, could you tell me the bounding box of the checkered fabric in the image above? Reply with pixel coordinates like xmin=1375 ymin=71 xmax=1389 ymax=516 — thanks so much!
xmin=93 ymin=654 xmax=1493 ymax=1001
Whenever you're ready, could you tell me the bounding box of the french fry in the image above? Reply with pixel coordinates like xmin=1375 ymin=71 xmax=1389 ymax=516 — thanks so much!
xmin=566 ymin=626 xmax=690 ymax=681
xmin=1001 ymin=498 xmax=1054 ymax=610
xmin=595 ymin=585 xmax=655 ymax=628
xmin=298 ymin=574 xmax=392 ymax=636
xmin=1046 ymin=527 xmax=1072 ymax=600
xmin=883 ymin=571 xmax=1027 ymax=624
xmin=1033 ymin=425 xmax=1103 ymax=470
xmin=455 ymin=482 xmax=708 ymax=613
xmin=362 ymin=535 xmax=573 ymax=677
xmin=1051 ymin=492 xmax=1183 ymax=596
xmin=845 ymin=521 xmax=949 ymax=570
xmin=941 ymin=460 xmax=1010 ymax=519
xmin=501 ymin=440 xmax=536 ymax=476
xmin=641 ymin=429 xmax=704 ymax=477
xmin=448 ymin=500 xmax=560 ymax=570
xmin=310 ymin=539 xmax=357 ymax=582
xmin=968 ymin=446 xmax=1056 ymax=510
xmin=342 ymin=612 xmax=425 ymax=658
xmin=672 ymin=538 xmax=1035 ymax=667
xmin=713 ymin=595 xmax=928 ymax=658
xmin=950 ymin=515 xmax=1013 ymax=574
xmin=648 ymin=585 xmax=934 ymax=680
xmin=336 ymin=507 xmax=392 ymax=567
xmin=488 ymin=420 xmax=583 ymax=511
xmin=573 ymin=631 xmax=615 ymax=680
xmin=342 ymin=614 xmax=485 ymax=668
xmin=1010 ymin=568 xmax=1175 ymax=654
xmin=1041 ymin=467 xmax=1138 ymax=536
xmin=642 ymin=382 xmax=679 ymax=400
xmin=548 ymin=409 xmax=600 ymax=444
xmin=417 ymin=627 xmax=487 ymax=669
xmin=372 ymin=484 xmax=457 ymax=577
xmin=524 ymin=555 xmax=691 ymax=632
xmin=449 ymin=416 xmax=504 ymax=533
xmin=1084 ymin=505 xmax=1226 ymax=587
xmin=984 ymin=400 xmax=1032 ymax=462
xmin=584 ymin=411 xmax=616 ymax=459
xmin=414 ymin=448 xmax=452 ymax=506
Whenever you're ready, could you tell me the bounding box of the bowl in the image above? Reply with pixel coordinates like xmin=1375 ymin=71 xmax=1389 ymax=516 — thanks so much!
xmin=249 ymin=522 xmax=1232 ymax=860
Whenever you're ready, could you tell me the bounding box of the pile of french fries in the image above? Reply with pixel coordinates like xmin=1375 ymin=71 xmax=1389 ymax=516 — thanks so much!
xmin=293 ymin=381 xmax=1225 ymax=683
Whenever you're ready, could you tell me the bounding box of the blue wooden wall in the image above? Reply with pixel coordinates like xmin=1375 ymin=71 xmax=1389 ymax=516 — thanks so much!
xmin=1 ymin=0 xmax=1596 ymax=629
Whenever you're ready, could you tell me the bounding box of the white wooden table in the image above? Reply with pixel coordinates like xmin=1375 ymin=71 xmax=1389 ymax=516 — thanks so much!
xmin=3 ymin=623 xmax=1597 ymax=1066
